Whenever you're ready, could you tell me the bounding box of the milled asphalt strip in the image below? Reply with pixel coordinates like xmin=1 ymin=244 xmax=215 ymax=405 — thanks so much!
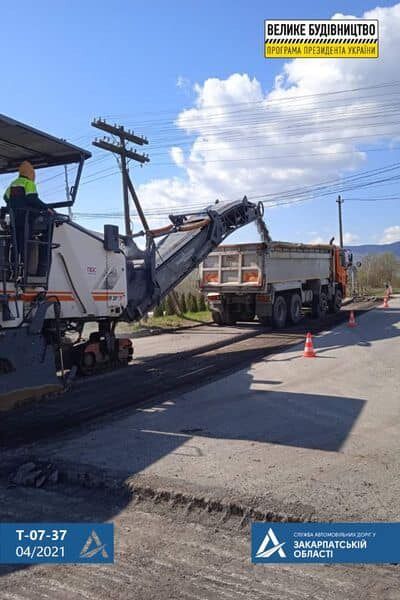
xmin=0 ymin=300 xmax=376 ymax=449
xmin=75 ymin=324 xmax=270 ymax=387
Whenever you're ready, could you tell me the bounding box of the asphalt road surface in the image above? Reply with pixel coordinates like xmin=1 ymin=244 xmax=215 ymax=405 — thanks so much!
xmin=0 ymin=300 xmax=376 ymax=448
xmin=0 ymin=483 xmax=397 ymax=600
xmin=0 ymin=298 xmax=399 ymax=598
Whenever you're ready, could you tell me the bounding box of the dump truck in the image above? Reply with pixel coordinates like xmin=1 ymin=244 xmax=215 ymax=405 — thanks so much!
xmin=0 ymin=114 xmax=264 ymax=406
xmin=199 ymin=241 xmax=352 ymax=327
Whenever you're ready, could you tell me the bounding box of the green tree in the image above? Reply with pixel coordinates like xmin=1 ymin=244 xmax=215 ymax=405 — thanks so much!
xmin=153 ymin=304 xmax=164 ymax=317
xmin=358 ymin=252 xmax=400 ymax=290
xmin=192 ymin=295 xmax=199 ymax=312
xmin=180 ymin=293 xmax=187 ymax=314
xmin=187 ymin=293 xmax=195 ymax=312
xmin=153 ymin=303 xmax=164 ymax=317
xmin=165 ymin=295 xmax=176 ymax=315
xmin=198 ymin=294 xmax=207 ymax=311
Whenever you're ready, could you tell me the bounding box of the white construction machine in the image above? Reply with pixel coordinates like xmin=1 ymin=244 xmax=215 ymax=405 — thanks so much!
xmin=0 ymin=115 xmax=263 ymax=406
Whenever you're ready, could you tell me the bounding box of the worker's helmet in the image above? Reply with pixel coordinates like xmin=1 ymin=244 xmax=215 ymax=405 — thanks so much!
xmin=18 ymin=161 xmax=35 ymax=181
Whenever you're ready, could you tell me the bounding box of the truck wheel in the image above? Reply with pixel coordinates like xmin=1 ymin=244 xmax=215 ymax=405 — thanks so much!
xmin=330 ymin=289 xmax=343 ymax=313
xmin=212 ymin=309 xmax=236 ymax=326
xmin=312 ymin=292 xmax=328 ymax=319
xmin=289 ymin=293 xmax=302 ymax=324
xmin=320 ymin=291 xmax=329 ymax=317
xmin=272 ymin=295 xmax=287 ymax=329
xmin=212 ymin=310 xmax=224 ymax=325
xmin=224 ymin=308 xmax=237 ymax=326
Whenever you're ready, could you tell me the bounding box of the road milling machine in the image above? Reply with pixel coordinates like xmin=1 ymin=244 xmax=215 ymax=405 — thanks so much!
xmin=0 ymin=115 xmax=263 ymax=406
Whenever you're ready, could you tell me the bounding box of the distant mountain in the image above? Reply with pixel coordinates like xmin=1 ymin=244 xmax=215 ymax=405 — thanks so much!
xmin=347 ymin=241 xmax=400 ymax=259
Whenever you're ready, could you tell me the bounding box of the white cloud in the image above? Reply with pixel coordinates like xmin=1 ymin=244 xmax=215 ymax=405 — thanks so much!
xmin=343 ymin=232 xmax=360 ymax=244
xmin=309 ymin=232 xmax=359 ymax=245
xmin=137 ymin=4 xmax=400 ymax=230
xmin=309 ymin=236 xmax=326 ymax=244
xmin=176 ymin=76 xmax=191 ymax=89
xmin=170 ymin=146 xmax=185 ymax=167
xmin=381 ymin=225 xmax=400 ymax=243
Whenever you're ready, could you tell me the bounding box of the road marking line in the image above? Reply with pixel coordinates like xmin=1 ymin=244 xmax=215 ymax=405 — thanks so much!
xmin=177 ymin=365 xmax=214 ymax=379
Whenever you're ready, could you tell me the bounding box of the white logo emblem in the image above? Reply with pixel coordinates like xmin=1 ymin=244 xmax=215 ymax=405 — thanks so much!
xmin=255 ymin=527 xmax=287 ymax=559
xmin=80 ymin=530 xmax=109 ymax=559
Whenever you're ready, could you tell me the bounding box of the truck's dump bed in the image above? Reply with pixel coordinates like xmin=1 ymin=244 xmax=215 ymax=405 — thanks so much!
xmin=201 ymin=243 xmax=265 ymax=289
xmin=200 ymin=241 xmax=334 ymax=291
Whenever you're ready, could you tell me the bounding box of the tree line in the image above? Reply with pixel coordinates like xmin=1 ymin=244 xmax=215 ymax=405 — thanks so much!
xmin=153 ymin=292 xmax=207 ymax=317
xmin=356 ymin=252 xmax=400 ymax=290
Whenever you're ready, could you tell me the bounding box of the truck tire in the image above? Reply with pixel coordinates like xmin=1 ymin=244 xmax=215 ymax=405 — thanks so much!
xmin=330 ymin=289 xmax=343 ymax=313
xmin=224 ymin=308 xmax=237 ymax=326
xmin=212 ymin=308 xmax=236 ymax=326
xmin=272 ymin=295 xmax=287 ymax=329
xmin=312 ymin=292 xmax=328 ymax=319
xmin=258 ymin=316 xmax=270 ymax=326
xmin=320 ymin=291 xmax=329 ymax=317
xmin=211 ymin=310 xmax=224 ymax=325
xmin=289 ymin=293 xmax=302 ymax=324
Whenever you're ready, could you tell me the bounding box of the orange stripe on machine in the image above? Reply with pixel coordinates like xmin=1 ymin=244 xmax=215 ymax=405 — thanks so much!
xmin=7 ymin=291 xmax=75 ymax=302
xmin=6 ymin=291 xmax=125 ymax=303
xmin=92 ymin=291 xmax=125 ymax=301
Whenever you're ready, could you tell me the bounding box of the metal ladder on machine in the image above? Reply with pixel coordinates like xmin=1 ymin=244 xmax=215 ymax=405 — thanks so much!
xmin=20 ymin=209 xmax=55 ymax=289
xmin=0 ymin=212 xmax=20 ymax=324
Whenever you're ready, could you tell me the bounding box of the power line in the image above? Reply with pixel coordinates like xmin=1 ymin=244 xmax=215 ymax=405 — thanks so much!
xmin=70 ymin=160 xmax=400 ymax=224
xmin=40 ymin=80 xmax=400 ymax=157
xmin=33 ymin=79 xmax=400 ymax=204
xmin=101 ymin=80 xmax=400 ymax=121
xmin=40 ymin=127 xmax=400 ymax=197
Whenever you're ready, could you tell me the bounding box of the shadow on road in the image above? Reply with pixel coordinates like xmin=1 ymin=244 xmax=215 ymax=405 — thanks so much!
xmin=1 ymin=307 xmax=387 ymax=450
xmin=311 ymin=306 xmax=400 ymax=352
xmin=262 ymin=307 xmax=400 ymax=363
xmin=0 ymin=347 xmax=367 ymax=575
xmin=3 ymin=306 xmax=392 ymax=576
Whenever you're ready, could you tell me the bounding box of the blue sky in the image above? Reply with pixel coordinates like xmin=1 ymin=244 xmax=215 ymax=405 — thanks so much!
xmin=1 ymin=0 xmax=399 ymax=246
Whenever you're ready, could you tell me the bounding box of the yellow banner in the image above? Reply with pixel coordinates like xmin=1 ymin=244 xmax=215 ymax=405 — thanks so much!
xmin=265 ymin=42 xmax=378 ymax=59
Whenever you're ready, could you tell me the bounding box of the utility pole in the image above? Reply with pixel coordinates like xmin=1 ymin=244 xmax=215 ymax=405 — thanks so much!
xmin=120 ymin=138 xmax=130 ymax=237
xmin=336 ymin=194 xmax=344 ymax=248
xmin=91 ymin=119 xmax=150 ymax=236
xmin=64 ymin=165 xmax=72 ymax=219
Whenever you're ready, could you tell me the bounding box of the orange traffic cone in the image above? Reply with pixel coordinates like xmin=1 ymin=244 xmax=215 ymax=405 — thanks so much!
xmin=383 ymin=296 xmax=389 ymax=309
xmin=348 ymin=310 xmax=356 ymax=328
xmin=303 ymin=332 xmax=316 ymax=358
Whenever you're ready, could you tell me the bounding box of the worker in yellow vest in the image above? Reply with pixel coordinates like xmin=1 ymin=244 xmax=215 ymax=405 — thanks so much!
xmin=3 ymin=161 xmax=47 ymax=271
xmin=3 ymin=161 xmax=43 ymax=205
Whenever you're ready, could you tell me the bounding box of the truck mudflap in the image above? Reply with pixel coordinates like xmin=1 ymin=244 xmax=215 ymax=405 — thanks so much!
xmin=0 ymin=327 xmax=62 ymax=410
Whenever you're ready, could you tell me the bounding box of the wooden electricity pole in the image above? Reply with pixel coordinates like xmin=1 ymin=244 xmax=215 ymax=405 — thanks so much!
xmin=336 ymin=194 xmax=344 ymax=248
xmin=64 ymin=165 xmax=72 ymax=219
xmin=91 ymin=119 xmax=150 ymax=236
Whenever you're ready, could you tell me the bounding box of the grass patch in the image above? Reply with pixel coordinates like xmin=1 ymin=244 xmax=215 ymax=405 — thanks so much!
xmin=117 ymin=310 xmax=212 ymax=334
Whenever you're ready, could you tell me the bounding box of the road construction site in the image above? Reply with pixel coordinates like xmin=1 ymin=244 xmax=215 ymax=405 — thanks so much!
xmin=0 ymin=114 xmax=399 ymax=598
xmin=0 ymin=298 xmax=376 ymax=447
xmin=0 ymin=296 xmax=399 ymax=599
